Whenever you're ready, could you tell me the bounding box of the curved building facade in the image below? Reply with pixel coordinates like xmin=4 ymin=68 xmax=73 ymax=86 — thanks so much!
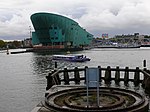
xmin=31 ymin=12 xmax=93 ymax=48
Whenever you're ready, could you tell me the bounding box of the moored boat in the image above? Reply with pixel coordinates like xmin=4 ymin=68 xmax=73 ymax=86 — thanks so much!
xmin=140 ymin=42 xmax=150 ymax=47
xmin=52 ymin=54 xmax=90 ymax=62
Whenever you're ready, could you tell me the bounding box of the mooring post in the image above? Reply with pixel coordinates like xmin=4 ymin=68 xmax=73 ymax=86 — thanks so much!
xmin=134 ymin=67 xmax=140 ymax=86
xmin=143 ymin=60 xmax=146 ymax=68
xmin=6 ymin=48 xmax=9 ymax=55
xmin=124 ymin=67 xmax=129 ymax=85
xmin=115 ymin=66 xmax=120 ymax=85
xmin=64 ymin=68 xmax=69 ymax=85
xmin=55 ymin=61 xmax=57 ymax=68
xmin=74 ymin=67 xmax=80 ymax=84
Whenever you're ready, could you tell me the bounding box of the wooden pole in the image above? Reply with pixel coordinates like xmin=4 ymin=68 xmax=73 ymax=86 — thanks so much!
xmin=74 ymin=67 xmax=80 ymax=84
xmin=64 ymin=68 xmax=69 ymax=85
xmin=115 ymin=66 xmax=120 ymax=85
xmin=134 ymin=67 xmax=140 ymax=86
xmin=142 ymin=68 xmax=147 ymax=88
xmin=55 ymin=73 xmax=61 ymax=85
xmin=46 ymin=72 xmax=53 ymax=90
xmin=124 ymin=67 xmax=129 ymax=85
xmin=104 ymin=66 xmax=111 ymax=84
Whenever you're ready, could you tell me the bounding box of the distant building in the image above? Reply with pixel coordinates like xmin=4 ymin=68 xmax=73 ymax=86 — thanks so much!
xmin=114 ymin=33 xmax=150 ymax=45
xmin=102 ymin=34 xmax=108 ymax=38
xmin=22 ymin=38 xmax=32 ymax=48
xmin=30 ymin=13 xmax=93 ymax=49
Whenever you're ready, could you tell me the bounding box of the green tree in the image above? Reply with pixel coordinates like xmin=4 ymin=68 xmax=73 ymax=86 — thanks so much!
xmin=144 ymin=35 xmax=150 ymax=38
xmin=0 ymin=40 xmax=6 ymax=48
xmin=12 ymin=41 xmax=21 ymax=48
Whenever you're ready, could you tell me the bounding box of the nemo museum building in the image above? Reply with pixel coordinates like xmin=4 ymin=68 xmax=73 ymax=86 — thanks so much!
xmin=30 ymin=12 xmax=93 ymax=51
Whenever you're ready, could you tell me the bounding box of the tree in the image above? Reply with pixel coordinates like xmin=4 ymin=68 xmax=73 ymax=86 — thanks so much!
xmin=0 ymin=40 xmax=6 ymax=48
xmin=12 ymin=41 xmax=21 ymax=48
xmin=144 ymin=35 xmax=150 ymax=38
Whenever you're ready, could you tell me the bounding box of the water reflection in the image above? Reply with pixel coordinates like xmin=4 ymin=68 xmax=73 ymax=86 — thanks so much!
xmin=32 ymin=55 xmax=53 ymax=74
xmin=31 ymin=53 xmax=87 ymax=76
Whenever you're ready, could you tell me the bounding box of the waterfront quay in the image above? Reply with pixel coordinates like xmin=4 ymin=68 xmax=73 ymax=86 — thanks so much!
xmin=32 ymin=65 xmax=150 ymax=112
xmin=1 ymin=48 xmax=150 ymax=112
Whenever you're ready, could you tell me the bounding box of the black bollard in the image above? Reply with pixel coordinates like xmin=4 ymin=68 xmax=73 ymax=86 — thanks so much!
xmin=55 ymin=61 xmax=57 ymax=68
xmin=143 ymin=60 xmax=146 ymax=68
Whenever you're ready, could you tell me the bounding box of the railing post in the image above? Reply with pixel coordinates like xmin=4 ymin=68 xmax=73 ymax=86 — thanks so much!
xmin=142 ymin=68 xmax=147 ymax=88
xmin=55 ymin=72 xmax=61 ymax=85
xmin=142 ymin=68 xmax=150 ymax=94
xmin=64 ymin=68 xmax=69 ymax=85
xmin=104 ymin=66 xmax=111 ymax=84
xmin=46 ymin=71 xmax=53 ymax=90
xmin=134 ymin=67 xmax=140 ymax=86
xmin=145 ymin=77 xmax=150 ymax=94
xmin=74 ymin=67 xmax=80 ymax=84
xmin=115 ymin=66 xmax=120 ymax=85
xmin=124 ymin=67 xmax=129 ymax=85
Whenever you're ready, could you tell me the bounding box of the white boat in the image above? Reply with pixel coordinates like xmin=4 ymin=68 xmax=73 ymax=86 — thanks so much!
xmin=52 ymin=54 xmax=90 ymax=62
xmin=140 ymin=42 xmax=150 ymax=47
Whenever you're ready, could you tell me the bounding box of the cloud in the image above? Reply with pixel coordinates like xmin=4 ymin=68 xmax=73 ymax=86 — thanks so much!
xmin=0 ymin=0 xmax=150 ymax=40
xmin=0 ymin=9 xmax=31 ymax=40
xmin=77 ymin=0 xmax=150 ymax=34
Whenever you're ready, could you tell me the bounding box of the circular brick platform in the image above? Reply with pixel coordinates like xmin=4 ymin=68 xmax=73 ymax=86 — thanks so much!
xmin=45 ymin=87 xmax=149 ymax=112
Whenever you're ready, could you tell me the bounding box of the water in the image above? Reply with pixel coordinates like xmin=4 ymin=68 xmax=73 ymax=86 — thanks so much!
xmin=0 ymin=48 xmax=150 ymax=112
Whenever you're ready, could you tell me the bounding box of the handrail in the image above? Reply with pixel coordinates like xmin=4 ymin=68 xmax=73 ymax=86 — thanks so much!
xmin=46 ymin=66 xmax=150 ymax=94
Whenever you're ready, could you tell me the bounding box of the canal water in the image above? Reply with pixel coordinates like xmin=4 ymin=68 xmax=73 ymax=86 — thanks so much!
xmin=0 ymin=48 xmax=150 ymax=112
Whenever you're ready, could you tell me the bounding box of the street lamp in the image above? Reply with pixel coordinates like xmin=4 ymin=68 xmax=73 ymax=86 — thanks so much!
xmin=29 ymin=26 xmax=31 ymax=39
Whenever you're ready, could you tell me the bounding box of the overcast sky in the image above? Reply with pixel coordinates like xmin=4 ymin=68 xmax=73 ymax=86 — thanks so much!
xmin=1 ymin=0 xmax=150 ymax=40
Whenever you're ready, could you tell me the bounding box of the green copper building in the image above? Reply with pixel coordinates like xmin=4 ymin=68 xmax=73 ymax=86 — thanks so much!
xmin=30 ymin=12 xmax=93 ymax=48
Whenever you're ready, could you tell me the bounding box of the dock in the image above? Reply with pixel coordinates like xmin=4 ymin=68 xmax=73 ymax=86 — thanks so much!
xmin=10 ymin=47 xmax=84 ymax=54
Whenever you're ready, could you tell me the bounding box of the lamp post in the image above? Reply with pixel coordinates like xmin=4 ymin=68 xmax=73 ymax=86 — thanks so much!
xmin=29 ymin=26 xmax=31 ymax=39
